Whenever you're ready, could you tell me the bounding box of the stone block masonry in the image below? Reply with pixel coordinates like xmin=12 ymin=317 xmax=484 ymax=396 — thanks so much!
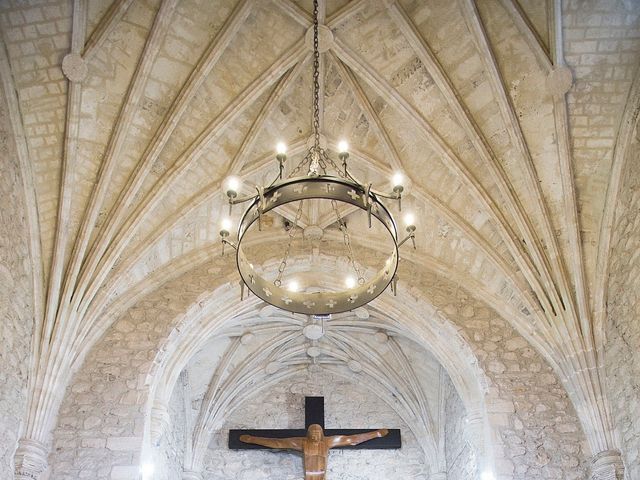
xmin=606 ymin=136 xmax=640 ymax=480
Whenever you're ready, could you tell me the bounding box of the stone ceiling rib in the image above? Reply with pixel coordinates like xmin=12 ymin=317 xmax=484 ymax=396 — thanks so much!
xmin=460 ymin=0 xmax=572 ymax=306
xmin=227 ymin=57 xmax=308 ymax=175
xmin=241 ymin=137 xmax=309 ymax=177
xmin=332 ymin=37 xmax=559 ymax=317
xmin=43 ymin=0 xmax=88 ymax=359
xmin=331 ymin=52 xmax=403 ymax=171
xmin=74 ymin=42 xmax=306 ymax=322
xmin=291 ymin=139 xmax=537 ymax=316
xmin=537 ymin=0 xmax=592 ymax=338
xmin=73 ymin=0 xmax=253 ymax=309
xmin=389 ymin=1 xmax=570 ymax=322
xmin=6 ymin=1 xmax=637 ymax=471
xmin=387 ymin=338 xmax=432 ymax=426
xmin=0 ymin=40 xmax=45 ymax=344
xmin=45 ymin=0 xmax=179 ymax=363
xmin=191 ymin=331 xmax=301 ymax=449
xmin=29 ymin=4 xmax=179 ymax=440
xmin=82 ymin=0 xmax=134 ymax=62
xmin=593 ymin=67 xmax=640 ymax=345
xmin=188 ymin=326 xmax=441 ymax=468
xmin=327 ymin=0 xmax=368 ymax=28
xmin=498 ymin=0 xmax=552 ymax=72
xmin=459 ymin=0 xmax=582 ymax=325
xmin=271 ymin=0 xmax=311 ymax=27
xmin=84 ymin=140 xmax=312 ymax=319
xmin=323 ymin=334 xmax=431 ymax=434
xmin=435 ymin=366 xmax=447 ymax=473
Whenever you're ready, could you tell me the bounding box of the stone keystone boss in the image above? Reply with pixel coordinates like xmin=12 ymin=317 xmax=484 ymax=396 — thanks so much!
xmin=240 ymin=423 xmax=389 ymax=479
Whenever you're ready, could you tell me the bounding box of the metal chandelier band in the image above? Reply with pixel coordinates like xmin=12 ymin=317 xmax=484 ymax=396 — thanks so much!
xmin=235 ymin=176 xmax=400 ymax=315
xmin=218 ymin=0 xmax=416 ymax=315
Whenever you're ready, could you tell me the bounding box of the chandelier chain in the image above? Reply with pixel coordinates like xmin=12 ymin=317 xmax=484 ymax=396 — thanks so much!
xmin=312 ymin=0 xmax=321 ymax=152
xmin=274 ymin=200 xmax=305 ymax=287
xmin=331 ymin=199 xmax=365 ymax=284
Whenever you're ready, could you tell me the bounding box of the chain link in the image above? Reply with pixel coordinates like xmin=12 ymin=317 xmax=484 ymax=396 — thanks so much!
xmin=274 ymin=200 xmax=305 ymax=286
xmin=331 ymin=199 xmax=365 ymax=284
xmin=277 ymin=0 xmax=363 ymax=289
xmin=312 ymin=0 xmax=321 ymax=152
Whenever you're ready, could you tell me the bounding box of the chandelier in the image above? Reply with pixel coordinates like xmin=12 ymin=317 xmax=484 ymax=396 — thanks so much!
xmin=218 ymin=0 xmax=416 ymax=316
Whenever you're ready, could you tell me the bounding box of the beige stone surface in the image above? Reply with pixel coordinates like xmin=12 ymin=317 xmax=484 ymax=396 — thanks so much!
xmin=0 ymin=61 xmax=35 ymax=480
xmin=0 ymin=0 xmax=638 ymax=479
xmin=606 ymin=137 xmax=640 ymax=480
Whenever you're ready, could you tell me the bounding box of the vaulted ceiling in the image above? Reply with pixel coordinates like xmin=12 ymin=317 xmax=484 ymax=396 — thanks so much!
xmin=1 ymin=0 xmax=639 ymax=469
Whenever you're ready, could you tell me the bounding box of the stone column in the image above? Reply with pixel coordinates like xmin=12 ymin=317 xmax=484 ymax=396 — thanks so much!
xmin=14 ymin=438 xmax=49 ymax=480
xmin=590 ymin=450 xmax=625 ymax=480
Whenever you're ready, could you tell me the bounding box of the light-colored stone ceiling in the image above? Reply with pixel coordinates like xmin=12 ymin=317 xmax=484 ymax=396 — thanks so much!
xmin=1 ymin=0 xmax=639 ymax=475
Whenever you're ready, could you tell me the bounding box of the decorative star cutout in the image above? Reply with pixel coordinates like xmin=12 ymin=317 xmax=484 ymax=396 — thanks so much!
xmin=293 ymin=184 xmax=308 ymax=194
xmin=347 ymin=189 xmax=360 ymax=201
xmin=326 ymin=299 xmax=337 ymax=308
xmin=263 ymin=288 xmax=272 ymax=297
xmin=303 ymin=300 xmax=316 ymax=308
xmin=348 ymin=294 xmax=359 ymax=304
xmin=270 ymin=191 xmax=282 ymax=203
xmin=367 ymin=284 xmax=376 ymax=294
xmin=281 ymin=296 xmax=292 ymax=305
xmin=326 ymin=183 xmax=336 ymax=193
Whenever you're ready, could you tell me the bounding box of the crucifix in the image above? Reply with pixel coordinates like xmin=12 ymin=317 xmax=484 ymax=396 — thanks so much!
xmin=229 ymin=396 xmax=402 ymax=479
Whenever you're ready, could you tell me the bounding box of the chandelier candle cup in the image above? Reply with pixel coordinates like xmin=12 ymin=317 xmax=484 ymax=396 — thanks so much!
xmin=224 ymin=176 xmax=242 ymax=214
xmin=404 ymin=213 xmax=415 ymax=229
xmin=220 ymin=217 xmax=235 ymax=256
xmin=276 ymin=143 xmax=287 ymax=179
xmin=224 ymin=176 xmax=241 ymax=198
xmin=392 ymin=172 xmax=404 ymax=210
xmin=338 ymin=140 xmax=349 ymax=175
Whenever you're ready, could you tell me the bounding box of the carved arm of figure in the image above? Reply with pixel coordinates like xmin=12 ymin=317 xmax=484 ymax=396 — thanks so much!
xmin=327 ymin=428 xmax=389 ymax=448
xmin=239 ymin=435 xmax=304 ymax=451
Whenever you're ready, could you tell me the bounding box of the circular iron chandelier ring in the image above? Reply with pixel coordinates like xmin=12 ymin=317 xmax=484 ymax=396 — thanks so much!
xmin=234 ymin=175 xmax=399 ymax=315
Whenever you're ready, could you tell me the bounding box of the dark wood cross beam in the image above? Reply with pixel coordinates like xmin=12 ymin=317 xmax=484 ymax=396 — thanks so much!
xmin=229 ymin=396 xmax=402 ymax=450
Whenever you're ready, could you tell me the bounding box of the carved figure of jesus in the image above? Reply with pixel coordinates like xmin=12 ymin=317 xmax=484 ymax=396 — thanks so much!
xmin=240 ymin=423 xmax=389 ymax=479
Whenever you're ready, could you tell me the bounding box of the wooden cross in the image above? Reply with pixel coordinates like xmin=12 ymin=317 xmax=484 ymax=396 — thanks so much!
xmin=228 ymin=396 xmax=401 ymax=450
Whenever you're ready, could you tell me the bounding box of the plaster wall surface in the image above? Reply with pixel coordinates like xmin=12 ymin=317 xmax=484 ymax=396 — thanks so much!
xmin=0 ymin=71 xmax=35 ymax=479
xmin=606 ymin=136 xmax=640 ymax=480
xmin=203 ymin=370 xmax=433 ymax=480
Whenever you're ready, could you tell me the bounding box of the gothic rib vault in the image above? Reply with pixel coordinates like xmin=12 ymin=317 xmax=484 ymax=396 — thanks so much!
xmin=0 ymin=0 xmax=639 ymax=479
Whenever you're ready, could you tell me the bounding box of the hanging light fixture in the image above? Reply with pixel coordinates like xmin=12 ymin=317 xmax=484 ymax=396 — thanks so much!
xmin=219 ymin=0 xmax=416 ymax=315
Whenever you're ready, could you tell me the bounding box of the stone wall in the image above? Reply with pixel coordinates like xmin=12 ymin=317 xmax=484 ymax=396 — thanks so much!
xmin=49 ymin=259 xmax=227 ymax=479
xmin=405 ymin=263 xmax=589 ymax=480
xmin=0 ymin=68 xmax=35 ymax=479
xmin=445 ymin=378 xmax=478 ymax=480
xmin=606 ymin=135 xmax=640 ymax=479
xmin=48 ymin=242 xmax=592 ymax=480
xmin=203 ymin=370 xmax=430 ymax=479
